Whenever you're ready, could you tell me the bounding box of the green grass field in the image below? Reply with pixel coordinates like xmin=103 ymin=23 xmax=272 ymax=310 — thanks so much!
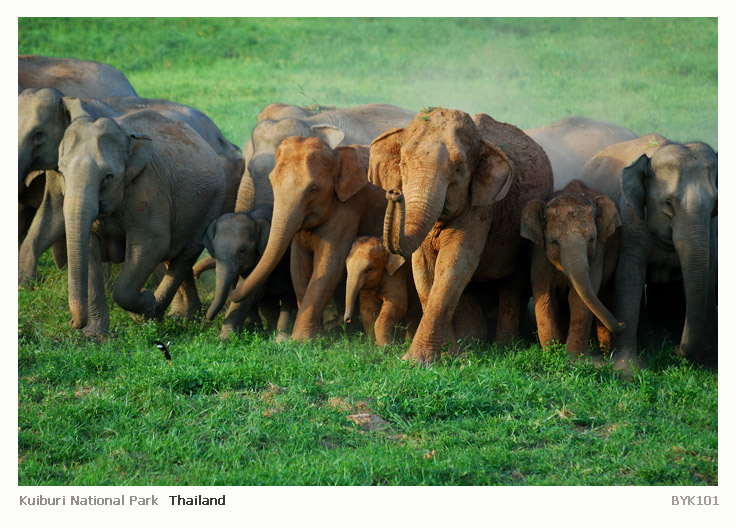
xmin=18 ymin=17 xmax=717 ymax=486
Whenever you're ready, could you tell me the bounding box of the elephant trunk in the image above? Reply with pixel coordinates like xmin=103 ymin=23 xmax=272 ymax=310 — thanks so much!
xmin=344 ymin=272 xmax=366 ymax=324
xmin=229 ymin=201 xmax=299 ymax=303
xmin=63 ymin=186 xmax=99 ymax=329
xmin=207 ymin=261 xmax=239 ymax=321
xmin=673 ymin=216 xmax=711 ymax=358
xmin=384 ymin=171 xmax=448 ymax=258
xmin=562 ymin=249 xmax=625 ymax=334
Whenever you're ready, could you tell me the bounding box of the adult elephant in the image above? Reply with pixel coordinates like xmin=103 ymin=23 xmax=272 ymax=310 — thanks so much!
xmin=58 ymin=109 xmax=226 ymax=336
xmin=236 ymin=103 xmax=414 ymax=212
xmin=19 ymin=55 xmax=138 ymax=98
xmin=228 ymin=137 xmax=389 ymax=341
xmin=18 ymin=87 xmax=243 ymax=286
xmin=578 ymin=134 xmax=717 ymax=375
xmin=373 ymin=107 xmax=553 ymax=364
xmin=524 ymin=116 xmax=636 ymax=190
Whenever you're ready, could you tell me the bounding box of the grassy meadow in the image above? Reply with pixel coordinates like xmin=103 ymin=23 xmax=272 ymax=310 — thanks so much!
xmin=17 ymin=18 xmax=717 ymax=486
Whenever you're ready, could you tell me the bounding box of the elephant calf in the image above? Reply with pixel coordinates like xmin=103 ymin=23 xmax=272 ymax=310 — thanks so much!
xmin=344 ymin=236 xmax=420 ymax=346
xmin=521 ymin=180 xmax=624 ymax=359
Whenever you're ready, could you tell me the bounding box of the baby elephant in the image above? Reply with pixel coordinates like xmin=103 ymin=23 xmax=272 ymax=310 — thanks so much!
xmin=521 ymin=180 xmax=625 ymax=359
xmin=344 ymin=236 xmax=419 ymax=345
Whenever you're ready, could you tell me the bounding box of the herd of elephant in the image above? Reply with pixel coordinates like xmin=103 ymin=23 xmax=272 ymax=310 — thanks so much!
xmin=18 ymin=55 xmax=718 ymax=377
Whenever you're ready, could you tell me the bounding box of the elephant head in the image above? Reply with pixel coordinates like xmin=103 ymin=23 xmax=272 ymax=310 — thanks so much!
xmin=242 ymin=117 xmax=346 ymax=205
xmin=520 ymin=184 xmax=624 ymax=333
xmin=373 ymin=107 xmax=514 ymax=258
xmin=201 ymin=212 xmax=270 ymax=320
xmin=343 ymin=236 xmax=405 ymax=324
xmin=621 ymin=140 xmax=717 ymax=358
xmin=58 ymin=116 xmax=153 ymax=328
xmin=229 ymin=136 xmax=369 ymax=303
xmin=17 ymin=87 xmax=91 ymax=192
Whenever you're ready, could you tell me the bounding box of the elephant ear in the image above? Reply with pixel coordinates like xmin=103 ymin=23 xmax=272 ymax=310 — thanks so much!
xmin=334 ymin=145 xmax=370 ymax=202
xmin=202 ymin=217 xmax=219 ymax=258
xmin=125 ymin=133 xmax=153 ymax=184
xmin=472 ymin=140 xmax=514 ymax=207
xmin=620 ymin=154 xmax=650 ymax=219
xmin=368 ymin=127 xmax=404 ymax=190
xmin=594 ymin=195 xmax=622 ymax=244
xmin=311 ymin=124 xmax=345 ymax=149
xmin=384 ymin=252 xmax=405 ymax=276
xmin=61 ymin=97 xmax=91 ymax=123
xmin=255 ymin=217 xmax=271 ymax=256
xmin=520 ymin=199 xmax=546 ymax=246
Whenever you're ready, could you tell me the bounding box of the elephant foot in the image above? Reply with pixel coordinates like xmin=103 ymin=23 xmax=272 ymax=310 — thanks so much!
xmin=219 ymin=325 xmax=238 ymax=341
xmin=167 ymin=299 xmax=202 ymax=320
xmin=81 ymin=322 xmax=109 ymax=340
xmin=274 ymin=331 xmax=290 ymax=343
xmin=401 ymin=346 xmax=437 ymax=366
xmin=673 ymin=344 xmax=687 ymax=358
xmin=611 ymin=350 xmax=640 ymax=380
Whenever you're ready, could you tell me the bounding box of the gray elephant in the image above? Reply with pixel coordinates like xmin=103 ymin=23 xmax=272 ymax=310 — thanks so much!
xmin=525 ymin=116 xmax=636 ymax=190
xmin=578 ymin=134 xmax=717 ymax=374
xmin=58 ymin=109 xmax=226 ymax=336
xmin=19 ymin=54 xmax=137 ymax=98
xmin=18 ymin=87 xmax=243 ymax=286
xmin=521 ymin=180 xmax=624 ymax=359
xmin=237 ymin=103 xmax=415 ymax=212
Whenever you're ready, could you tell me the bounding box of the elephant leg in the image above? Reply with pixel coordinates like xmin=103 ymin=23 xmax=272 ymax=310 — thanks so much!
xmin=18 ymin=173 xmax=66 ymax=284
xmin=275 ymin=292 xmax=297 ymax=342
xmin=51 ymin=238 xmax=68 ymax=270
xmin=405 ymin=239 xmax=479 ymax=364
xmin=220 ymin=279 xmax=267 ymax=340
xmin=359 ymin=292 xmax=382 ymax=340
xmin=495 ymin=266 xmax=525 ymax=346
xmin=610 ymin=238 xmax=647 ymax=375
xmin=167 ymin=271 xmax=202 ymax=319
xmin=290 ymin=240 xmax=351 ymax=341
xmin=113 ymin=242 xmax=166 ymax=321
xmin=82 ymin=234 xmax=110 ymax=338
xmin=155 ymin=250 xmax=201 ymax=317
xmin=374 ymin=299 xmax=408 ymax=347
xmin=259 ymin=294 xmax=280 ymax=330
xmin=290 ymin=240 xmax=313 ymax=309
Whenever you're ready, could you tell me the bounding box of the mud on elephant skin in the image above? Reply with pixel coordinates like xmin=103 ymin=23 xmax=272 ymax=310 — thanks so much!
xmin=237 ymin=103 xmax=415 ymax=213
xmin=578 ymin=134 xmax=717 ymax=373
xmin=344 ymin=236 xmax=420 ymax=346
xmin=372 ymin=107 xmax=553 ymax=364
xmin=229 ymin=136 xmax=389 ymax=341
xmin=521 ymin=180 xmax=624 ymax=360
xmin=58 ymin=109 xmax=226 ymax=337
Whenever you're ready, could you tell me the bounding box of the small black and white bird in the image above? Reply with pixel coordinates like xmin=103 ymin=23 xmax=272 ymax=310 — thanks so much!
xmin=154 ymin=340 xmax=172 ymax=366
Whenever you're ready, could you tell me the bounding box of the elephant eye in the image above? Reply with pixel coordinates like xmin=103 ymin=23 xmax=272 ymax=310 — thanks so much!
xmin=663 ymin=200 xmax=675 ymax=217
xmin=102 ymin=173 xmax=114 ymax=185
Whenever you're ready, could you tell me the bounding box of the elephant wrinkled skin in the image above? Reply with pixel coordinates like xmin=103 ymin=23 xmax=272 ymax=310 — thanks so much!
xmin=578 ymin=134 xmax=718 ymax=374
xmin=372 ymin=107 xmax=553 ymax=364
xmin=58 ymin=109 xmax=226 ymax=336
xmin=521 ymin=180 xmax=623 ymax=359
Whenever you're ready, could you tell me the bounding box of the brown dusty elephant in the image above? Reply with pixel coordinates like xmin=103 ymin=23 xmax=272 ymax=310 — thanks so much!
xmin=578 ymin=134 xmax=717 ymax=374
xmin=236 ymin=103 xmax=415 ymax=212
xmin=524 ymin=116 xmax=636 ymax=190
xmin=373 ymin=107 xmax=553 ymax=364
xmin=228 ymin=137 xmax=389 ymax=341
xmin=18 ymin=55 xmax=138 ymax=98
xmin=18 ymin=88 xmax=243 ymax=289
xmin=520 ymin=180 xmax=624 ymax=359
xmin=343 ymin=236 xmax=420 ymax=346
xmin=58 ymin=109 xmax=226 ymax=336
